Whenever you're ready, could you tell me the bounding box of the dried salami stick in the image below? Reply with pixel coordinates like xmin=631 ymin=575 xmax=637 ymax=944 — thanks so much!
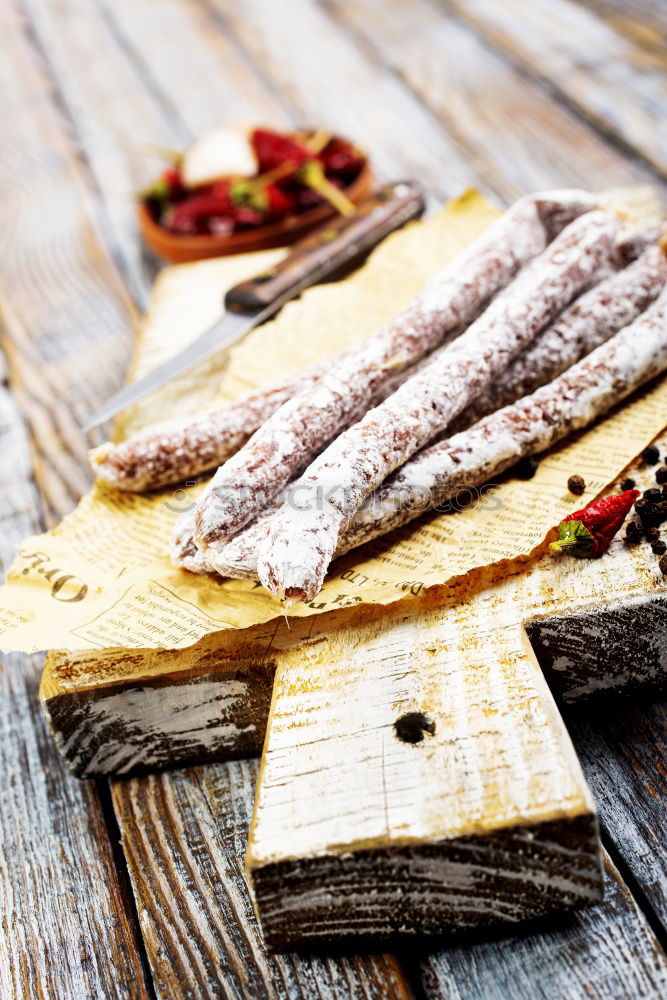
xmin=91 ymin=229 xmax=655 ymax=496
xmin=186 ymin=242 xmax=663 ymax=581
xmin=257 ymin=209 xmax=619 ymax=601
xmin=170 ymin=356 xmax=432 ymax=572
xmin=170 ymin=507 xmax=213 ymax=574
xmin=453 ymin=242 xmax=667 ymax=430
xmin=91 ymin=359 xmax=329 ymax=492
xmin=338 ymin=286 xmax=667 ymax=555
xmin=194 ymin=190 xmax=597 ymax=551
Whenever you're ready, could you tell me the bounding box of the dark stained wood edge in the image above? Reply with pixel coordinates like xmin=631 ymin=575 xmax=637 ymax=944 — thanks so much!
xmin=41 ymin=661 xmax=275 ymax=777
xmin=528 ymin=593 xmax=667 ymax=703
xmin=249 ymin=815 xmax=602 ymax=952
xmin=41 ymin=581 xmax=667 ymax=777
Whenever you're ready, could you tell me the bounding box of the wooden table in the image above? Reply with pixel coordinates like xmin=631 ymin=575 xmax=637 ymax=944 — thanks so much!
xmin=0 ymin=1 xmax=665 ymax=996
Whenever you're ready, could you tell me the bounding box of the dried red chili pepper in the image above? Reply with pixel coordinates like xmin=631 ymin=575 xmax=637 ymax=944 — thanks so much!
xmin=550 ymin=489 xmax=639 ymax=558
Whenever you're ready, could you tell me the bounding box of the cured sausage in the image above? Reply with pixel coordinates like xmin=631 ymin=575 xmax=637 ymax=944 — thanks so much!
xmin=194 ymin=190 xmax=597 ymax=552
xmin=257 ymin=210 xmax=619 ymax=600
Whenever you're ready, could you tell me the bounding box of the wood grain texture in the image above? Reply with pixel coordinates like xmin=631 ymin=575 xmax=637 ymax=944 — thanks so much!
xmin=528 ymin=594 xmax=667 ymax=703
xmin=4 ymin=0 xmax=667 ymax=992
xmin=100 ymin=0 xmax=291 ymax=143
xmin=441 ymin=0 xmax=667 ymax=175
xmin=326 ymin=0 xmax=662 ymax=199
xmin=579 ymin=0 xmax=667 ymax=49
xmin=569 ymin=699 xmax=667 ymax=933
xmin=418 ymin=853 xmax=667 ymax=999
xmin=205 ymin=0 xmax=476 ymax=202
xmin=0 ymin=360 xmax=150 ymax=998
xmin=0 ymin=0 xmax=138 ymax=522
xmin=247 ymin=605 xmax=602 ymax=949
xmin=112 ymin=759 xmax=413 ymax=999
xmin=19 ymin=0 xmax=190 ymax=304
xmin=41 ymin=655 xmax=275 ymax=777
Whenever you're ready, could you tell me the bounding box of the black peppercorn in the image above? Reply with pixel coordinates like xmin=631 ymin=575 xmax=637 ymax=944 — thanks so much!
xmin=643 ymin=488 xmax=662 ymax=503
xmin=625 ymin=521 xmax=643 ymax=544
xmin=514 ymin=456 xmax=539 ymax=480
xmin=393 ymin=712 xmax=436 ymax=744
xmin=652 ymin=540 xmax=666 ymax=556
xmin=567 ymin=474 xmax=586 ymax=496
xmin=642 ymin=444 xmax=660 ymax=465
xmin=636 ymin=500 xmax=663 ymax=527
xmin=656 ymin=467 xmax=667 ymax=485
xmin=659 ymin=553 xmax=667 ymax=575
xmin=644 ymin=525 xmax=660 ymax=542
xmin=620 ymin=477 xmax=636 ymax=491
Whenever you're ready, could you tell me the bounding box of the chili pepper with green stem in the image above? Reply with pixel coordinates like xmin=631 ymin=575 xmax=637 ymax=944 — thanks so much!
xmin=550 ymin=489 xmax=639 ymax=558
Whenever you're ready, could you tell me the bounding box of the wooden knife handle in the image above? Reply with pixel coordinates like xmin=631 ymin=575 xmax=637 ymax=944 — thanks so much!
xmin=224 ymin=180 xmax=426 ymax=314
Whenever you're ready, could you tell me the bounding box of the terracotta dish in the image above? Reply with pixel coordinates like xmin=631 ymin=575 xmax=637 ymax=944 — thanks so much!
xmin=138 ymin=145 xmax=373 ymax=263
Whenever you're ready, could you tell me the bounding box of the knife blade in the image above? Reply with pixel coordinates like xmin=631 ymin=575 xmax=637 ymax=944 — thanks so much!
xmin=84 ymin=180 xmax=425 ymax=432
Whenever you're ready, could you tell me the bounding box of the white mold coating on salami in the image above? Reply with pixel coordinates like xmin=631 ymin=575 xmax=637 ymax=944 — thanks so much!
xmin=170 ymin=355 xmax=434 ymax=575
xmin=258 ymin=210 xmax=619 ymax=601
xmin=91 ymin=359 xmax=331 ymax=492
xmin=169 ymin=508 xmax=215 ymax=574
xmin=187 ymin=245 xmax=665 ymax=582
xmin=341 ymin=286 xmax=667 ymax=554
xmin=194 ymin=190 xmax=597 ymax=552
xmin=454 ymin=243 xmax=667 ymax=430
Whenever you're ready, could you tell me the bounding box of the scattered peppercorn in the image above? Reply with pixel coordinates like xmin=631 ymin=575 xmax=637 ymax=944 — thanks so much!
xmin=624 ymin=521 xmax=643 ymax=544
xmin=656 ymin=467 xmax=667 ymax=485
xmin=652 ymin=540 xmax=666 ymax=555
xmin=635 ymin=500 xmax=663 ymax=527
xmin=393 ymin=712 xmax=436 ymax=744
xmin=662 ymin=484 xmax=667 ymax=500
xmin=643 ymin=488 xmax=662 ymax=503
xmin=550 ymin=490 xmax=639 ymax=558
xmin=644 ymin=525 xmax=660 ymax=542
xmin=659 ymin=553 xmax=667 ymax=575
xmin=620 ymin=477 xmax=636 ymax=491
xmin=642 ymin=444 xmax=660 ymax=465
xmin=567 ymin=474 xmax=586 ymax=496
xmin=514 ymin=456 xmax=539 ymax=480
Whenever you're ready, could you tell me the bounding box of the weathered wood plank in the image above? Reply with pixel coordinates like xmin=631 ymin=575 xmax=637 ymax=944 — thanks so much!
xmin=19 ymin=0 xmax=189 ymax=304
xmin=247 ymin=600 xmax=602 ymax=949
xmin=0 ymin=0 xmax=138 ymax=522
xmin=326 ymin=0 xmax=662 ymax=198
xmin=0 ymin=356 xmax=150 ymax=998
xmin=100 ymin=0 xmax=292 ymax=144
xmin=19 ymin=0 xmax=296 ymax=303
xmin=203 ymin=0 xmax=477 ymax=202
xmin=41 ymin=652 xmax=276 ymax=777
xmin=112 ymin=759 xmax=413 ymax=999
xmin=579 ymin=0 xmax=667 ymax=49
xmin=441 ymin=0 xmax=667 ymax=175
xmin=418 ymin=853 xmax=667 ymax=999
xmin=568 ymin=699 xmax=667 ymax=932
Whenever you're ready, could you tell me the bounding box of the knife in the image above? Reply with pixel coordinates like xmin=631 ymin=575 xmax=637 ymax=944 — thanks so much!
xmin=84 ymin=180 xmax=426 ymax=432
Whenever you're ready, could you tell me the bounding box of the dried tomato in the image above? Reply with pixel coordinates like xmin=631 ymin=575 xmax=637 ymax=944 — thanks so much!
xmin=250 ymin=128 xmax=311 ymax=173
